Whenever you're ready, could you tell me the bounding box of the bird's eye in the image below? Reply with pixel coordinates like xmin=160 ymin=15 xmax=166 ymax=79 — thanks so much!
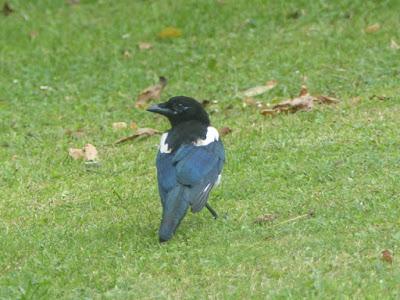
xmin=173 ymin=103 xmax=185 ymax=111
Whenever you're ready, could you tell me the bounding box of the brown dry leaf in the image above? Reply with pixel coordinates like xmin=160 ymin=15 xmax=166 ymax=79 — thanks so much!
xmin=370 ymin=95 xmax=390 ymax=101
xmin=114 ymin=128 xmax=161 ymax=145
xmin=122 ymin=50 xmax=132 ymax=59
xmin=69 ymin=148 xmax=84 ymax=160
xmin=158 ymin=27 xmax=182 ymax=39
xmin=260 ymin=85 xmax=339 ymax=116
xmin=135 ymin=76 xmax=167 ymax=109
xmin=390 ymin=39 xmax=400 ymax=50
xmin=260 ymin=108 xmax=276 ymax=116
xmin=219 ymin=127 xmax=232 ymax=137
xmin=83 ymin=144 xmax=98 ymax=161
xmin=112 ymin=122 xmax=128 ymax=130
xmin=365 ymin=23 xmax=380 ymax=33
xmin=242 ymin=80 xmax=277 ymax=97
xmin=315 ymin=95 xmax=340 ymax=104
xmin=130 ymin=122 xmax=138 ymax=130
xmin=2 ymin=2 xmax=13 ymax=16
xmin=138 ymin=42 xmax=153 ymax=50
xmin=298 ymin=84 xmax=309 ymax=97
xmin=273 ymin=95 xmax=314 ymax=113
xmin=243 ymin=97 xmax=266 ymax=108
xmin=254 ymin=214 xmax=277 ymax=224
xmin=243 ymin=97 xmax=257 ymax=107
xmin=381 ymin=250 xmax=393 ymax=264
xmin=69 ymin=144 xmax=98 ymax=161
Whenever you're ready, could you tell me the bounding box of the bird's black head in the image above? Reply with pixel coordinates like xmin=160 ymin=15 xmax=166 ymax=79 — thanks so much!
xmin=147 ymin=96 xmax=210 ymax=127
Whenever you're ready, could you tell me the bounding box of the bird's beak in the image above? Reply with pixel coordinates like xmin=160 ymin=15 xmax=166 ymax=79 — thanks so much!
xmin=147 ymin=103 xmax=176 ymax=117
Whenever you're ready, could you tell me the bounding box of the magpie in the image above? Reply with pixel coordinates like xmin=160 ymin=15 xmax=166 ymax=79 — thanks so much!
xmin=147 ymin=96 xmax=225 ymax=242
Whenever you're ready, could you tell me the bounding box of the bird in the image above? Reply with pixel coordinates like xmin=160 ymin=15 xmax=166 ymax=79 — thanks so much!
xmin=147 ymin=96 xmax=225 ymax=242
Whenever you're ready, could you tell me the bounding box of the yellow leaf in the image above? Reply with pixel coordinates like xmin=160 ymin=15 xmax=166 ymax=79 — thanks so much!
xmin=138 ymin=42 xmax=153 ymax=50
xmin=112 ymin=122 xmax=128 ymax=129
xmin=158 ymin=27 xmax=182 ymax=39
xmin=365 ymin=23 xmax=380 ymax=33
xmin=135 ymin=77 xmax=167 ymax=109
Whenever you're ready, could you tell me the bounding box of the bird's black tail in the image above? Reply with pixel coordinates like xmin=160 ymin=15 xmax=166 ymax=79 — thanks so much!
xmin=159 ymin=185 xmax=189 ymax=242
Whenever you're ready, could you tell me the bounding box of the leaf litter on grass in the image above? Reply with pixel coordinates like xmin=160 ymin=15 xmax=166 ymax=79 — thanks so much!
xmin=241 ymin=80 xmax=277 ymax=97
xmin=112 ymin=122 xmax=128 ymax=130
xmin=260 ymin=85 xmax=339 ymax=116
xmin=68 ymin=144 xmax=98 ymax=162
xmin=219 ymin=127 xmax=232 ymax=137
xmin=365 ymin=23 xmax=381 ymax=33
xmin=381 ymin=250 xmax=393 ymax=264
xmin=114 ymin=128 xmax=161 ymax=145
xmin=158 ymin=27 xmax=182 ymax=39
xmin=138 ymin=42 xmax=153 ymax=50
xmin=135 ymin=76 xmax=167 ymax=109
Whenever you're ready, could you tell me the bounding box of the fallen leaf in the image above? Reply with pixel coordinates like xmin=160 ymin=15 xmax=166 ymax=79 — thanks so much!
xmin=83 ymin=144 xmax=98 ymax=161
xmin=242 ymin=80 xmax=277 ymax=97
xmin=260 ymin=85 xmax=339 ymax=116
xmin=130 ymin=122 xmax=138 ymax=130
xmin=122 ymin=49 xmax=132 ymax=59
xmin=2 ymin=2 xmax=13 ymax=16
xmin=260 ymin=108 xmax=276 ymax=116
xmin=298 ymin=84 xmax=309 ymax=97
xmin=138 ymin=42 xmax=153 ymax=50
xmin=112 ymin=122 xmax=128 ymax=129
xmin=135 ymin=76 xmax=167 ymax=109
xmin=370 ymin=95 xmax=390 ymax=101
xmin=243 ymin=97 xmax=257 ymax=107
xmin=254 ymin=214 xmax=277 ymax=224
xmin=365 ymin=23 xmax=380 ymax=33
xmin=350 ymin=96 xmax=361 ymax=105
xmin=68 ymin=148 xmax=84 ymax=160
xmin=315 ymin=95 xmax=340 ymax=104
xmin=381 ymin=250 xmax=393 ymax=264
xmin=114 ymin=128 xmax=161 ymax=144
xmin=69 ymin=144 xmax=98 ymax=161
xmin=243 ymin=97 xmax=265 ymax=108
xmin=273 ymin=94 xmax=314 ymax=113
xmin=219 ymin=127 xmax=232 ymax=137
xmin=390 ymin=39 xmax=400 ymax=50
xmin=158 ymin=27 xmax=182 ymax=39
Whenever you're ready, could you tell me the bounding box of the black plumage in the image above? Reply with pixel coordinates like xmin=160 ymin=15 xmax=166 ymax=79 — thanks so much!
xmin=147 ymin=96 xmax=225 ymax=242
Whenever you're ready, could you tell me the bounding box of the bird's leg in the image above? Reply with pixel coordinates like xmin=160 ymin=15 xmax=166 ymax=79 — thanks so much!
xmin=205 ymin=204 xmax=218 ymax=219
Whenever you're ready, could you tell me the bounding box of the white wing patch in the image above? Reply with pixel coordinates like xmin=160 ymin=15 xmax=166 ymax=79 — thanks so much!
xmin=159 ymin=133 xmax=171 ymax=153
xmin=215 ymin=174 xmax=222 ymax=186
xmin=203 ymin=183 xmax=211 ymax=192
xmin=194 ymin=126 xmax=219 ymax=146
xmin=159 ymin=126 xmax=219 ymax=153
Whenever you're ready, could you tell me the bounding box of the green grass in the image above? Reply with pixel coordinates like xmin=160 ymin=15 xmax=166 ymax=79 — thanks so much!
xmin=1 ymin=0 xmax=400 ymax=298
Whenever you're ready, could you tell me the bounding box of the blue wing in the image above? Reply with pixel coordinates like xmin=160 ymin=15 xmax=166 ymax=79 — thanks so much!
xmin=156 ymin=140 xmax=225 ymax=213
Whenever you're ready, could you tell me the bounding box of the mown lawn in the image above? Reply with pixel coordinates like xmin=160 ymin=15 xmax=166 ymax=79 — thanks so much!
xmin=1 ymin=0 xmax=399 ymax=298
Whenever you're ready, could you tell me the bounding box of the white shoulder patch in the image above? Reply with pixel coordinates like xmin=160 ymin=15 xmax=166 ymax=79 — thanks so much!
xmin=159 ymin=132 xmax=171 ymax=153
xmin=194 ymin=126 xmax=219 ymax=146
